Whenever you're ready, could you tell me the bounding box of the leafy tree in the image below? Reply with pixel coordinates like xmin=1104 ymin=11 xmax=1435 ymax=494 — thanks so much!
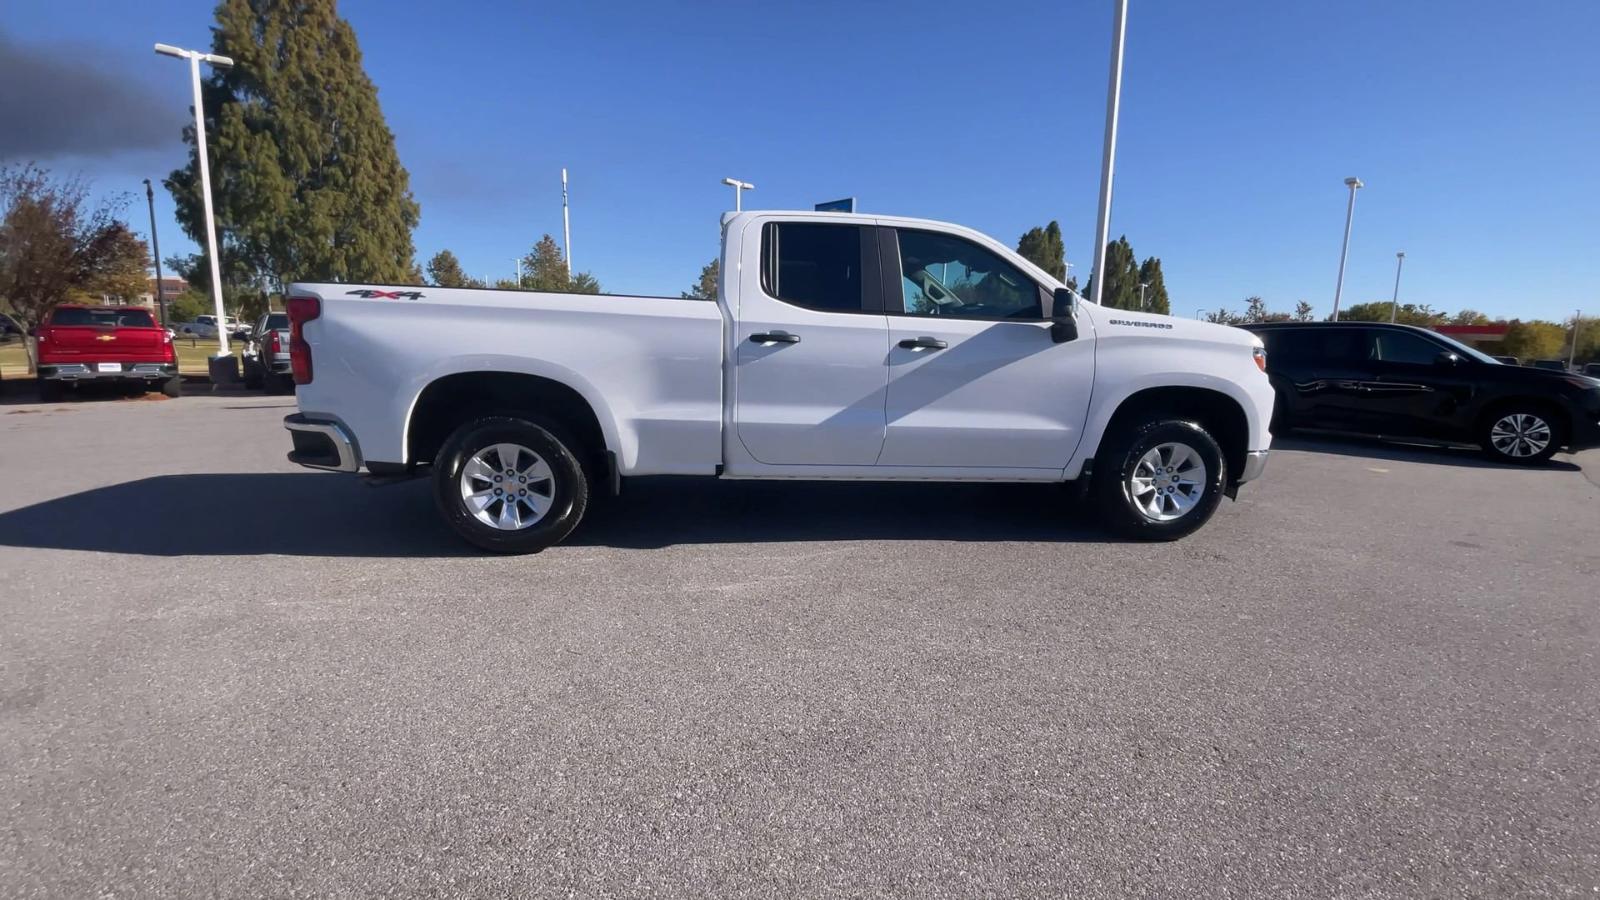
xmin=1573 ymin=316 xmax=1600 ymax=364
xmin=683 ymin=258 xmax=720 ymax=300
xmin=1338 ymin=301 xmax=1444 ymax=327
xmin=1501 ymin=320 xmax=1567 ymax=360
xmin=1451 ymin=309 xmax=1491 ymax=325
xmin=164 ymin=253 xmax=262 ymax=322
xmin=0 ymin=165 xmax=149 ymax=367
xmin=166 ymin=290 xmax=212 ymax=323
xmin=166 ymin=0 xmax=420 ymax=293
xmin=1293 ymin=300 xmax=1315 ymax=321
xmin=518 ymin=234 xmax=599 ymax=294
xmin=1015 ymin=221 xmax=1067 ymax=281
xmin=1238 ymin=296 xmax=1290 ymax=323
xmin=1136 ymin=257 xmax=1170 ymax=314
xmin=1204 ymin=308 xmax=1245 ymax=325
xmin=1084 ymin=235 xmax=1140 ymax=310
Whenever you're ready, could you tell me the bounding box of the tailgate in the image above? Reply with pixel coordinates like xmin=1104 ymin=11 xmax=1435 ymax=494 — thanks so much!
xmin=43 ymin=326 xmax=169 ymax=361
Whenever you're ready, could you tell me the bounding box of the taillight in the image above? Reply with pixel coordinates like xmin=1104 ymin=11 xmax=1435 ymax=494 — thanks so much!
xmin=268 ymin=329 xmax=282 ymax=354
xmin=286 ymin=296 xmax=320 ymax=385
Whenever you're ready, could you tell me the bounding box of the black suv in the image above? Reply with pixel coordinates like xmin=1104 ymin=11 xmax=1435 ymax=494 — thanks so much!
xmin=1242 ymin=322 xmax=1600 ymax=464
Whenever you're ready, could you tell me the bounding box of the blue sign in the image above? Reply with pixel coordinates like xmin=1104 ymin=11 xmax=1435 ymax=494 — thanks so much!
xmin=814 ymin=197 xmax=856 ymax=213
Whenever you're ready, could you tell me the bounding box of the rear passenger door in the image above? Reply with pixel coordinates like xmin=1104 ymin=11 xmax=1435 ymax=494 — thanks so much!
xmin=1281 ymin=327 xmax=1376 ymax=430
xmin=731 ymin=221 xmax=891 ymax=466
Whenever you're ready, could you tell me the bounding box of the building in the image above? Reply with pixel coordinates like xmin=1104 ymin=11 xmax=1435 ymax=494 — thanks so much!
xmin=101 ymin=275 xmax=188 ymax=310
xmin=1432 ymin=323 xmax=1510 ymax=353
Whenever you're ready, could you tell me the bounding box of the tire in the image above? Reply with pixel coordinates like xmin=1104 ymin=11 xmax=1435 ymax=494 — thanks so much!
xmin=37 ymin=378 xmax=63 ymax=403
xmin=432 ymin=415 xmax=589 ymax=553
xmin=242 ymin=358 xmax=264 ymax=390
xmin=1478 ymin=404 xmax=1562 ymax=465
xmin=270 ymin=373 xmax=295 ymax=395
xmin=1093 ymin=417 xmax=1227 ymax=541
xmin=160 ymin=375 xmax=183 ymax=398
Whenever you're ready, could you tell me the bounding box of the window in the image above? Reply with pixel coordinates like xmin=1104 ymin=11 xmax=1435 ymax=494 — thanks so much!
xmin=265 ymin=314 xmax=290 ymax=329
xmin=894 ymin=230 xmax=1040 ymax=320
xmin=50 ymin=308 xmax=154 ymax=328
xmin=1372 ymin=330 xmax=1445 ymax=365
xmin=761 ymin=223 xmax=864 ymax=312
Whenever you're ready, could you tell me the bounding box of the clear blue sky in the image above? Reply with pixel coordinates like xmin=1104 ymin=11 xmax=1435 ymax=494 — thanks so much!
xmin=5 ymin=0 xmax=1597 ymax=320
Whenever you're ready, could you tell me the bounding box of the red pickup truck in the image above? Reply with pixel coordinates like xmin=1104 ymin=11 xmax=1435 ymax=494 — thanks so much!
xmin=35 ymin=305 xmax=181 ymax=400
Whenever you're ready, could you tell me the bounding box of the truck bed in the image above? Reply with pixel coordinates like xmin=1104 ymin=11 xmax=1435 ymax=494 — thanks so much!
xmin=288 ymin=283 xmax=725 ymax=474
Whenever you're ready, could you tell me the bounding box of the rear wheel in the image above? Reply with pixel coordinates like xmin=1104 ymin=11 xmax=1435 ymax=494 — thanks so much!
xmin=242 ymin=357 xmax=264 ymax=390
xmin=1093 ymin=417 xmax=1227 ymax=540
xmin=160 ymin=375 xmax=183 ymax=398
xmin=432 ymin=415 xmax=589 ymax=553
xmin=1479 ymin=405 xmax=1562 ymax=465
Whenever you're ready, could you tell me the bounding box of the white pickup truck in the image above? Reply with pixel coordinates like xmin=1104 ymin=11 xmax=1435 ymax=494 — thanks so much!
xmin=282 ymin=211 xmax=1273 ymax=552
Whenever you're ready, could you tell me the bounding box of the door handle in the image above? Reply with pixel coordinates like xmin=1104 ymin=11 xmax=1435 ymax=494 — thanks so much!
xmin=749 ymin=332 xmax=800 ymax=344
xmin=898 ymin=337 xmax=948 ymax=350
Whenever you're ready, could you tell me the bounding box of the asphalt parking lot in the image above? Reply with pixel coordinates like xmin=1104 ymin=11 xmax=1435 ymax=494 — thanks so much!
xmin=2 ymin=391 xmax=1597 ymax=898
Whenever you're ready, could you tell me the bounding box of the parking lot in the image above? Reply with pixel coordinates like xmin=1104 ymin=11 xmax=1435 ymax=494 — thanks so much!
xmin=2 ymin=391 xmax=1597 ymax=897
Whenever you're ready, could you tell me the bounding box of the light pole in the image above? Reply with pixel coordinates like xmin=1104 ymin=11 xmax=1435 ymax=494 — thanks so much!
xmin=1139 ymin=281 xmax=1150 ymax=310
xmin=722 ymin=177 xmax=754 ymax=212
xmin=155 ymin=43 xmax=234 ymax=357
xmin=512 ymin=257 xmax=522 ymax=287
xmin=1330 ymin=176 xmax=1363 ymax=322
xmin=1569 ymin=309 xmax=1583 ymax=371
xmin=1388 ymin=251 xmax=1406 ymax=323
xmin=561 ymin=168 xmax=572 ymax=276
xmin=1064 ymin=261 xmax=1076 ymax=287
xmin=1088 ymin=0 xmax=1129 ymax=307
xmin=142 ymin=179 xmax=168 ymax=329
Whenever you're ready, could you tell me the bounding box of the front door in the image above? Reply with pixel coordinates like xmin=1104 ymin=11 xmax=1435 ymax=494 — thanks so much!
xmin=732 ymin=221 xmax=891 ymax=466
xmin=876 ymin=227 xmax=1094 ymax=469
xmin=1364 ymin=328 xmax=1478 ymax=439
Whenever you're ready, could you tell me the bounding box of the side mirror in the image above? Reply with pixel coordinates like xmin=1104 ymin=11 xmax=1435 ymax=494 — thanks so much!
xmin=1050 ymin=288 xmax=1078 ymax=344
xmin=1434 ymin=351 xmax=1461 ymax=366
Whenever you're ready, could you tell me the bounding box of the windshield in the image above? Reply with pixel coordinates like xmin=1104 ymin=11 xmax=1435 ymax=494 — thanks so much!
xmin=1430 ymin=331 xmax=1500 ymax=365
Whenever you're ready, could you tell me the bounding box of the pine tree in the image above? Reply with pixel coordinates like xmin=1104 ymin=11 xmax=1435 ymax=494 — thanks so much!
xmin=519 ymin=234 xmax=600 ymax=294
xmin=1015 ymin=221 xmax=1067 ymax=281
xmin=426 ymin=250 xmax=472 ymax=288
xmin=165 ymin=0 xmax=420 ymax=291
xmin=683 ymin=259 xmax=719 ymax=299
xmin=1088 ymin=236 xmax=1140 ymax=310
xmin=1136 ymin=257 xmax=1170 ymax=314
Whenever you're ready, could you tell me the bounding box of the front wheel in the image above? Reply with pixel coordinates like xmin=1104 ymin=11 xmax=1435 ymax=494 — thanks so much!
xmin=1093 ymin=417 xmax=1227 ymax=540
xmin=1479 ymin=407 xmax=1562 ymax=465
xmin=432 ymin=415 xmax=589 ymax=553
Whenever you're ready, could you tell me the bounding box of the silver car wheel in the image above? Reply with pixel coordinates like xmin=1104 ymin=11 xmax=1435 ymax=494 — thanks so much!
xmin=459 ymin=442 xmax=555 ymax=530
xmin=1128 ymin=441 xmax=1207 ymax=522
xmin=1489 ymin=413 xmax=1551 ymax=458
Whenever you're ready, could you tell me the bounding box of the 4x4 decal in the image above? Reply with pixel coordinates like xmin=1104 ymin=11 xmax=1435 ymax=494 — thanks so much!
xmin=346 ymin=289 xmax=425 ymax=300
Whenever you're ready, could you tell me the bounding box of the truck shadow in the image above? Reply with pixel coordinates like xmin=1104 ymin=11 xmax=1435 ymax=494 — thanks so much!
xmin=0 ymin=474 xmax=1112 ymax=558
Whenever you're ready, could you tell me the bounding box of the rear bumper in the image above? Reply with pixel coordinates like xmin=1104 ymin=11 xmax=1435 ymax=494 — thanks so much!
xmin=284 ymin=413 xmax=361 ymax=472
xmin=38 ymin=362 xmax=177 ymax=381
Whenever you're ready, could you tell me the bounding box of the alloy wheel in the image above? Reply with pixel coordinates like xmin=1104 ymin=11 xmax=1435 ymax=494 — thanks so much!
xmin=459 ymin=442 xmax=555 ymax=530
xmin=1489 ymin=413 xmax=1552 ymax=458
xmin=1128 ymin=441 xmax=1207 ymax=522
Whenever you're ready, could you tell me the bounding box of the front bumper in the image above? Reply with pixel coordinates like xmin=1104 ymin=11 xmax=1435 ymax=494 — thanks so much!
xmin=38 ymin=362 xmax=177 ymax=381
xmin=284 ymin=413 xmax=362 ymax=472
xmin=1238 ymin=449 xmax=1269 ymax=483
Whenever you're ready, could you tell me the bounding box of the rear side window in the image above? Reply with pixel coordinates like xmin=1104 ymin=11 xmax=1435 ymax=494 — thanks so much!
xmin=265 ymin=314 xmax=290 ymax=329
xmin=760 ymin=223 xmax=865 ymax=312
xmin=1372 ymin=331 xmax=1443 ymax=365
xmin=49 ymin=308 xmax=153 ymax=328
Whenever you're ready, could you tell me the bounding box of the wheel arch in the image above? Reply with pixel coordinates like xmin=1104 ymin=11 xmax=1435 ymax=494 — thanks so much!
xmin=1084 ymin=385 xmax=1252 ymax=483
xmin=1476 ymin=395 xmax=1571 ymax=444
xmin=405 ymin=370 xmax=614 ymax=477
